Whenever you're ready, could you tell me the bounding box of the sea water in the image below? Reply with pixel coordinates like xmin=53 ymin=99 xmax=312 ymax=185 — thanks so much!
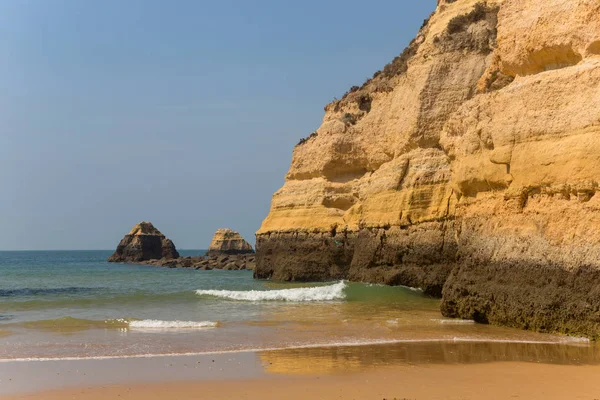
xmin=0 ymin=251 xmax=594 ymax=361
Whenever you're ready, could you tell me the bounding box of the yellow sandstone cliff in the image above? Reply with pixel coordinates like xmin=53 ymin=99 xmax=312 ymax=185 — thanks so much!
xmin=256 ymin=0 xmax=600 ymax=337
xmin=207 ymin=228 xmax=254 ymax=256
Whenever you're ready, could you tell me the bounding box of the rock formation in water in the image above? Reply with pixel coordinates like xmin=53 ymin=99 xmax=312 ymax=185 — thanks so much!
xmin=207 ymin=228 xmax=254 ymax=257
xmin=108 ymin=222 xmax=179 ymax=262
xmin=256 ymin=0 xmax=600 ymax=338
xmin=141 ymin=253 xmax=256 ymax=271
xmin=108 ymin=225 xmax=255 ymax=270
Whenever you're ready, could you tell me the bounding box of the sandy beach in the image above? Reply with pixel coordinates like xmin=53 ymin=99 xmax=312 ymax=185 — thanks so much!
xmin=4 ymin=360 xmax=600 ymax=400
xmin=3 ymin=342 xmax=600 ymax=400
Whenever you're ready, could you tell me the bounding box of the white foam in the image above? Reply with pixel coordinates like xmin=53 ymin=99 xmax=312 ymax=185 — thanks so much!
xmin=562 ymin=336 xmax=591 ymax=344
xmin=369 ymin=283 xmax=422 ymax=292
xmin=195 ymin=281 xmax=346 ymax=302
xmin=128 ymin=320 xmax=218 ymax=329
xmin=432 ymin=318 xmax=476 ymax=325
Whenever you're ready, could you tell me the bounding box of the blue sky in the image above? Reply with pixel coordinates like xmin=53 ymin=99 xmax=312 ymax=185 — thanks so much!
xmin=0 ymin=0 xmax=436 ymax=250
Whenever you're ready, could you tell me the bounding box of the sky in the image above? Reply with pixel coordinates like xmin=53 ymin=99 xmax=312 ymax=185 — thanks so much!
xmin=0 ymin=0 xmax=436 ymax=250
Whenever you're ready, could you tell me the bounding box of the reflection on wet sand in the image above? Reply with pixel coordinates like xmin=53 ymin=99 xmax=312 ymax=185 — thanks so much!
xmin=260 ymin=341 xmax=600 ymax=375
xmin=0 ymin=329 xmax=13 ymax=337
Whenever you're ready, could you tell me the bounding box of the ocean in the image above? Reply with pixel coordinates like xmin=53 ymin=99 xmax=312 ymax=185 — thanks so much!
xmin=0 ymin=251 xmax=595 ymax=362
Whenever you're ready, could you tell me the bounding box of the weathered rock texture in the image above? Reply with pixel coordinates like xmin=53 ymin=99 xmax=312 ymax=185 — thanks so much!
xmin=256 ymin=0 xmax=600 ymax=337
xmin=108 ymin=222 xmax=179 ymax=262
xmin=141 ymin=254 xmax=256 ymax=271
xmin=207 ymin=229 xmax=254 ymax=257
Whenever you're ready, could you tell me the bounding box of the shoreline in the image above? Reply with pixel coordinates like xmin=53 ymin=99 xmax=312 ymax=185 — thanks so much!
xmin=0 ymin=335 xmax=592 ymax=363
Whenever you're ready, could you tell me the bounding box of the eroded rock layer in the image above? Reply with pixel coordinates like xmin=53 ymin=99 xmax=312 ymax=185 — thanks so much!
xmin=108 ymin=222 xmax=179 ymax=262
xmin=256 ymin=0 xmax=600 ymax=337
xmin=207 ymin=229 xmax=254 ymax=257
xmin=141 ymin=254 xmax=256 ymax=271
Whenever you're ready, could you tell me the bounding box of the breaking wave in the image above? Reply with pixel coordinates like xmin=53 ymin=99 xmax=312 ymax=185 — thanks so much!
xmin=128 ymin=320 xmax=218 ymax=329
xmin=14 ymin=317 xmax=218 ymax=331
xmin=195 ymin=281 xmax=347 ymax=302
xmin=432 ymin=319 xmax=476 ymax=325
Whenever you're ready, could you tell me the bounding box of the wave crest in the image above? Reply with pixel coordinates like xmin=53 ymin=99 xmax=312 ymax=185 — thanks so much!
xmin=432 ymin=319 xmax=476 ymax=325
xmin=15 ymin=317 xmax=217 ymax=331
xmin=128 ymin=320 xmax=218 ymax=329
xmin=195 ymin=281 xmax=346 ymax=302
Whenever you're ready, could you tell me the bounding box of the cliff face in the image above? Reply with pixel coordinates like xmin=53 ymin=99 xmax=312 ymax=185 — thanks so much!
xmin=439 ymin=0 xmax=600 ymax=336
xmin=207 ymin=228 xmax=254 ymax=256
xmin=256 ymin=0 xmax=500 ymax=294
xmin=256 ymin=0 xmax=600 ymax=337
xmin=108 ymin=222 xmax=179 ymax=262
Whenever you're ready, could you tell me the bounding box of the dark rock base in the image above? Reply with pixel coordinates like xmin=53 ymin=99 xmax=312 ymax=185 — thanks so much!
xmin=137 ymin=254 xmax=256 ymax=271
xmin=441 ymin=261 xmax=600 ymax=339
xmin=255 ymin=221 xmax=456 ymax=296
xmin=256 ymin=221 xmax=600 ymax=339
xmin=108 ymin=236 xmax=179 ymax=263
xmin=254 ymin=231 xmax=355 ymax=282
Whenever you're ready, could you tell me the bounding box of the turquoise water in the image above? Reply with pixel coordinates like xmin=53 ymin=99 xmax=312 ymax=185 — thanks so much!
xmin=0 ymin=251 xmax=590 ymax=360
xmin=1 ymin=250 xmax=275 ymax=324
xmin=0 ymin=251 xmax=433 ymax=324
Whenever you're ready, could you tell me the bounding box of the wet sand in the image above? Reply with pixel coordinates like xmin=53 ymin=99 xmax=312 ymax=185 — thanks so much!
xmin=2 ymin=341 xmax=600 ymax=399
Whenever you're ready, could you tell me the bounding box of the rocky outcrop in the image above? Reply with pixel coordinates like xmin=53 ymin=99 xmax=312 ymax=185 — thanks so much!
xmin=256 ymin=0 xmax=600 ymax=337
xmin=141 ymin=254 xmax=256 ymax=271
xmin=108 ymin=222 xmax=179 ymax=262
xmin=109 ymin=225 xmax=255 ymax=270
xmin=207 ymin=229 xmax=254 ymax=257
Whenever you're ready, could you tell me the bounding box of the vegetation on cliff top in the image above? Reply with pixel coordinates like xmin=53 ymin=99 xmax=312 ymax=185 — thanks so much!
xmin=297 ymin=2 xmax=499 ymax=147
xmin=325 ymin=18 xmax=429 ymax=114
xmin=446 ymin=3 xmax=488 ymax=34
xmin=327 ymin=2 xmax=498 ymax=113
xmin=294 ymin=13 xmax=433 ymax=147
xmin=297 ymin=131 xmax=318 ymax=146
xmin=436 ymin=2 xmax=500 ymax=54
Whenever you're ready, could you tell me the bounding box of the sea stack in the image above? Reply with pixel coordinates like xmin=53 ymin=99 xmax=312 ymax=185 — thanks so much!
xmin=256 ymin=0 xmax=600 ymax=338
xmin=108 ymin=222 xmax=179 ymax=262
xmin=207 ymin=229 xmax=254 ymax=257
